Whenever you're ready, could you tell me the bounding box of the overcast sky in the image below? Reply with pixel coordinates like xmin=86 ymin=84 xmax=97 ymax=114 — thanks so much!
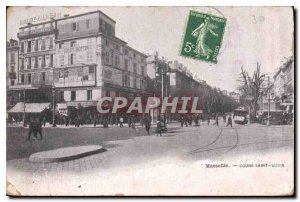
xmin=7 ymin=6 xmax=294 ymax=92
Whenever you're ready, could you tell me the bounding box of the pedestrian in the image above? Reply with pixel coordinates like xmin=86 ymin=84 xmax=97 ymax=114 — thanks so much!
xmin=93 ymin=115 xmax=97 ymax=127
xmin=128 ymin=115 xmax=132 ymax=127
xmin=42 ymin=116 xmax=46 ymax=127
xmin=180 ymin=116 xmax=184 ymax=127
xmin=144 ymin=116 xmax=151 ymax=134
xmin=119 ymin=117 xmax=124 ymax=128
xmin=131 ymin=116 xmax=136 ymax=130
xmin=213 ymin=114 xmax=219 ymax=126
xmin=223 ymin=114 xmax=226 ymax=123
xmin=207 ymin=115 xmax=210 ymax=125
xmin=156 ymin=120 xmax=162 ymax=136
xmin=184 ymin=115 xmax=188 ymax=127
xmin=226 ymin=115 xmax=233 ymax=127
xmin=27 ymin=118 xmax=35 ymax=141
xmin=35 ymin=118 xmax=43 ymax=140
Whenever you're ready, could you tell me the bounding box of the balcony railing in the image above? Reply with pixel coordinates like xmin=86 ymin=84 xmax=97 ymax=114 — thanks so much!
xmin=17 ymin=26 xmax=56 ymax=39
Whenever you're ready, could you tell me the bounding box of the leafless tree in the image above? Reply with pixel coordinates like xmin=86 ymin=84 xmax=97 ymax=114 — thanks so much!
xmin=238 ymin=63 xmax=265 ymax=120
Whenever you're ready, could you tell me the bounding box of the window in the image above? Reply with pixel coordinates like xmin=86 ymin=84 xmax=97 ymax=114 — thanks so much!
xmin=70 ymin=54 xmax=75 ymax=65
xmin=10 ymin=66 xmax=15 ymax=72
xmin=71 ymin=91 xmax=76 ymax=101
xmin=60 ymin=55 xmax=64 ymax=66
xmin=124 ymin=59 xmax=128 ymax=70
xmin=140 ymin=80 xmax=144 ymax=90
xmin=41 ymin=39 xmax=46 ymax=50
xmin=28 ymin=73 xmax=31 ymax=84
xmin=49 ymin=54 xmax=54 ymax=67
xmin=88 ymin=66 xmax=95 ymax=74
xmin=124 ymin=49 xmax=128 ymax=55
xmin=133 ymin=53 xmax=136 ymax=59
xmin=27 ymin=57 xmax=31 ymax=69
xmin=41 ymin=55 xmax=46 ymax=67
xmin=141 ymin=66 xmax=145 ymax=76
xmin=49 ymin=37 xmax=53 ymax=49
xmin=133 ymin=63 xmax=137 ymax=74
xmin=21 ymin=42 xmax=24 ymax=53
xmin=127 ymin=75 xmax=130 ymax=87
xmin=42 ymin=72 xmax=46 ymax=82
xmin=34 ymin=56 xmax=38 ymax=68
xmin=72 ymin=22 xmax=77 ymax=31
xmin=133 ymin=78 xmax=137 ymax=88
xmin=106 ymin=90 xmax=110 ymax=97
xmin=105 ymin=52 xmax=110 ymax=64
xmin=59 ymin=43 xmax=64 ymax=49
xmin=20 ymin=58 xmax=24 ymax=70
xmin=114 ymin=55 xmax=119 ymax=67
xmin=115 ymin=44 xmax=119 ymax=51
xmin=82 ymin=75 xmax=88 ymax=81
xmin=105 ymin=39 xmax=109 ymax=46
xmin=87 ymin=90 xmax=92 ymax=100
xmin=59 ymin=91 xmax=64 ymax=101
xmin=27 ymin=41 xmax=31 ymax=52
xmin=86 ymin=19 xmax=90 ymax=29
xmin=10 ymin=53 xmax=15 ymax=63
xmin=71 ymin=41 xmax=76 ymax=47
xmin=34 ymin=40 xmax=38 ymax=51
xmin=21 ymin=74 xmax=25 ymax=84
xmin=10 ymin=80 xmax=15 ymax=86
xmin=122 ymin=75 xmax=126 ymax=86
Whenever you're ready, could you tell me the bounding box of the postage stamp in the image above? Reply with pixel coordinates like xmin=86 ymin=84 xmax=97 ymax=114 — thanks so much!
xmin=181 ymin=10 xmax=227 ymax=63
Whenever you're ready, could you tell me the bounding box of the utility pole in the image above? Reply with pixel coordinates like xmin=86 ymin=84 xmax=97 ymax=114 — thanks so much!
xmin=267 ymin=76 xmax=270 ymax=126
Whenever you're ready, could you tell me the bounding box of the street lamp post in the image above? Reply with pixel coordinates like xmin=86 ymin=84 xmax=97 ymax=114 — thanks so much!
xmin=52 ymin=86 xmax=56 ymax=127
xmin=22 ymin=89 xmax=26 ymax=127
xmin=155 ymin=59 xmax=171 ymax=130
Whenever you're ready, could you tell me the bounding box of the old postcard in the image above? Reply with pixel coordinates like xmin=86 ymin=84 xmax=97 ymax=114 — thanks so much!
xmin=6 ymin=6 xmax=294 ymax=196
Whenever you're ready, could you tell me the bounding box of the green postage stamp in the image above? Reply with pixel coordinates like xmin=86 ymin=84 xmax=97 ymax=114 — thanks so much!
xmin=181 ymin=10 xmax=227 ymax=64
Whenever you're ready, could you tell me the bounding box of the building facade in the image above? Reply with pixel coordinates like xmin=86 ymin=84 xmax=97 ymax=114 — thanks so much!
xmin=14 ymin=19 xmax=56 ymax=103
xmin=6 ymin=39 xmax=19 ymax=87
xmin=273 ymin=57 xmax=294 ymax=112
xmin=6 ymin=39 xmax=19 ymax=109
xmin=54 ymin=11 xmax=147 ymax=112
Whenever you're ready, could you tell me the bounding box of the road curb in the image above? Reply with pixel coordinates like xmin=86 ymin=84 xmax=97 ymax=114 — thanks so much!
xmin=29 ymin=145 xmax=105 ymax=163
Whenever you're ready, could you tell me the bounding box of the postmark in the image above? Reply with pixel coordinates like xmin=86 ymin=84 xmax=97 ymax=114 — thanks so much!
xmin=181 ymin=10 xmax=227 ymax=64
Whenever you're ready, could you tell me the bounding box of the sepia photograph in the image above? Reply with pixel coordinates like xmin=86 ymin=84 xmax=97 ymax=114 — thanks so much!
xmin=5 ymin=6 xmax=294 ymax=196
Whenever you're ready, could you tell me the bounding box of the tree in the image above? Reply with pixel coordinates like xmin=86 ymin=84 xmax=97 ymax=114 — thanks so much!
xmin=238 ymin=63 xmax=265 ymax=120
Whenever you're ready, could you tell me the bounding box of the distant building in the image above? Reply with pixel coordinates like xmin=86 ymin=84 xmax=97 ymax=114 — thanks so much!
xmin=6 ymin=39 xmax=19 ymax=109
xmin=7 ymin=39 xmax=19 ymax=87
xmin=228 ymin=91 xmax=240 ymax=103
xmin=273 ymin=57 xmax=294 ymax=112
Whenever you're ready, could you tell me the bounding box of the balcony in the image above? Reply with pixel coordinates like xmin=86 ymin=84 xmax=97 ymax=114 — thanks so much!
xmin=17 ymin=26 xmax=56 ymax=39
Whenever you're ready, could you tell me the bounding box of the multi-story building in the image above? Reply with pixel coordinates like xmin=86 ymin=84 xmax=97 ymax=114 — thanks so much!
xmin=228 ymin=91 xmax=240 ymax=104
xmin=15 ymin=19 xmax=56 ymax=103
xmin=6 ymin=39 xmax=19 ymax=109
xmin=272 ymin=57 xmax=294 ymax=112
xmin=6 ymin=39 xmax=19 ymax=87
xmin=53 ymin=11 xmax=147 ymax=111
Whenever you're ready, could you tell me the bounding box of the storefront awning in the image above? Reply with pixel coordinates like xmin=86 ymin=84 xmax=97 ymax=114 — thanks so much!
xmin=8 ymin=102 xmax=51 ymax=113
